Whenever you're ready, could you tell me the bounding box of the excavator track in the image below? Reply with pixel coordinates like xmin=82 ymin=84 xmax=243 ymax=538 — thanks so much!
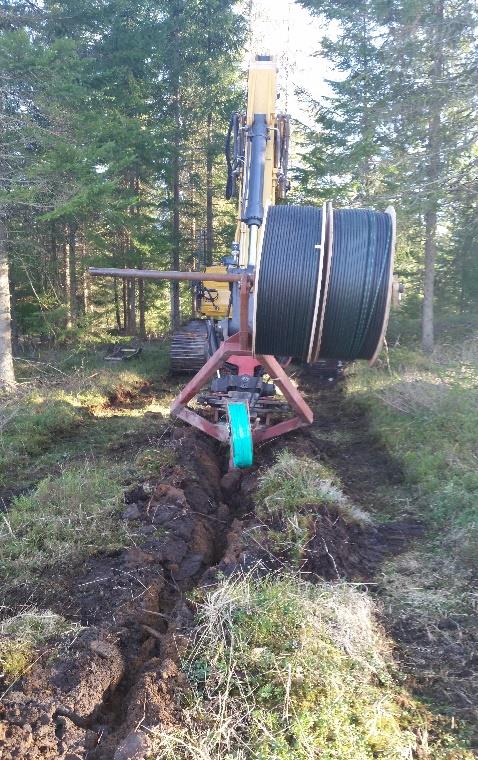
xmin=170 ymin=319 xmax=209 ymax=373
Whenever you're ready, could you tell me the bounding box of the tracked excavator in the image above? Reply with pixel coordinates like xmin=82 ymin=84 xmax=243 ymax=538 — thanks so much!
xmin=170 ymin=56 xmax=291 ymax=374
xmin=90 ymin=56 xmax=396 ymax=468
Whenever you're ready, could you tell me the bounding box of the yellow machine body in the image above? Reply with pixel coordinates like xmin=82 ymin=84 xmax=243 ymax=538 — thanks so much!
xmin=200 ymin=266 xmax=231 ymax=319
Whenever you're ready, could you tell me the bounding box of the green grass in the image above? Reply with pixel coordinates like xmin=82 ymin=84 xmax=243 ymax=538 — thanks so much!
xmin=0 ymin=341 xmax=174 ymax=491
xmin=151 ymin=575 xmax=473 ymax=759
xmin=252 ymin=451 xmax=370 ymax=562
xmin=0 ymin=464 xmax=129 ymax=583
xmin=347 ymin=344 xmax=478 ymax=532
xmin=0 ymin=340 xmax=178 ymax=591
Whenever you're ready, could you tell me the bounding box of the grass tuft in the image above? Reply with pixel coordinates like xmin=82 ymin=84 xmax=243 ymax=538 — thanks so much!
xmin=256 ymin=450 xmax=371 ymax=525
xmin=151 ymin=574 xmax=468 ymax=759
xmin=0 ymin=608 xmax=80 ymax=684
xmin=0 ymin=464 xmax=128 ymax=582
xmin=252 ymin=451 xmax=371 ymax=563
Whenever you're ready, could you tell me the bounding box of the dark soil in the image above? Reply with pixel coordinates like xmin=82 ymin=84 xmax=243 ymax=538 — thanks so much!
xmin=0 ymin=372 xmax=475 ymax=757
xmin=0 ymin=429 xmax=229 ymax=759
xmin=107 ymin=383 xmax=153 ymax=407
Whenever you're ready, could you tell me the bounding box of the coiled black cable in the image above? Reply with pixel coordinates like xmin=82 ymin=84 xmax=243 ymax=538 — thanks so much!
xmin=254 ymin=205 xmax=323 ymax=360
xmin=318 ymin=208 xmax=393 ymax=360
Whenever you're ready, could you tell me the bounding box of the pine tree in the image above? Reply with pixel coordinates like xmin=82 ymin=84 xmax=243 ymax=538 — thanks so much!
xmin=298 ymin=0 xmax=478 ymax=350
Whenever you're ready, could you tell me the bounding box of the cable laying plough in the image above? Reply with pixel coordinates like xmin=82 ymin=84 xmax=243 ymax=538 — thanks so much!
xmin=89 ymin=56 xmax=396 ymax=469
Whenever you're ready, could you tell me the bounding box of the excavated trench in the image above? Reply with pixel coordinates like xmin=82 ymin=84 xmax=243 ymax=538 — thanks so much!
xmin=0 ymin=378 xmax=424 ymax=759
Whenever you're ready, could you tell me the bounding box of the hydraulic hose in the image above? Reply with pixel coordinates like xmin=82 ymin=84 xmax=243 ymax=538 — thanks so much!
xmin=242 ymin=113 xmax=268 ymax=227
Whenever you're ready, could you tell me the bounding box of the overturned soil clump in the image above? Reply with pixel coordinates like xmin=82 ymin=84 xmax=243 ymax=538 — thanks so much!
xmin=1 ymin=375 xmax=472 ymax=758
xmin=0 ymin=429 xmax=233 ymax=760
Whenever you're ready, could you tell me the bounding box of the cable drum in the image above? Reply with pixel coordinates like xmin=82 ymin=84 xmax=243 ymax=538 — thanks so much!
xmin=253 ymin=205 xmax=324 ymax=360
xmin=317 ymin=207 xmax=395 ymax=362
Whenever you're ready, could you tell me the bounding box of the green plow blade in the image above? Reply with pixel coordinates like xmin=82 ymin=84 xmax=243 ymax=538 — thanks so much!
xmin=228 ymin=401 xmax=253 ymax=468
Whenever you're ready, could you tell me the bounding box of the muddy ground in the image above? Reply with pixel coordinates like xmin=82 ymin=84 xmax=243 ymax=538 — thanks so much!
xmin=0 ymin=373 xmax=476 ymax=758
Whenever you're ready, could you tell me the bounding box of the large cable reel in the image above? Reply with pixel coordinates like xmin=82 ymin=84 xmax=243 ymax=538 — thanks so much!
xmin=252 ymin=203 xmax=396 ymax=364
xmin=253 ymin=204 xmax=327 ymax=361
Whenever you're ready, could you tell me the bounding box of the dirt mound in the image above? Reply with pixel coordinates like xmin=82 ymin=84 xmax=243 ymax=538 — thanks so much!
xmin=304 ymin=510 xmax=423 ymax=580
xmin=0 ymin=429 xmax=230 ymax=760
xmin=107 ymin=382 xmax=152 ymax=407
xmin=209 ymin=498 xmax=422 ymax=584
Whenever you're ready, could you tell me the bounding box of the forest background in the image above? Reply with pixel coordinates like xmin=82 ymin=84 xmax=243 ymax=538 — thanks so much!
xmin=1 ymin=0 xmax=477 ymax=385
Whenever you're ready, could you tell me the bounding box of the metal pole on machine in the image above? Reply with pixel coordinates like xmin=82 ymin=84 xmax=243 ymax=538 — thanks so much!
xmin=243 ymin=112 xmax=268 ymax=266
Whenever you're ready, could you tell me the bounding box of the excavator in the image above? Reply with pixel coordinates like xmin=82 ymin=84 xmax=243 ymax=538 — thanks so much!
xmin=89 ymin=56 xmax=395 ymax=468
xmin=170 ymin=55 xmax=290 ymax=374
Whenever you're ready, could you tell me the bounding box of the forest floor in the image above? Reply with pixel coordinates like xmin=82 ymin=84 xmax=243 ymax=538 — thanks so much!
xmin=0 ymin=337 xmax=476 ymax=759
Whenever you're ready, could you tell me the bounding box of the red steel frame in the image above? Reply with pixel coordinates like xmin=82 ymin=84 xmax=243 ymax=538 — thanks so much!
xmin=89 ymin=267 xmax=314 ymax=446
xmin=171 ymin=274 xmax=313 ymax=444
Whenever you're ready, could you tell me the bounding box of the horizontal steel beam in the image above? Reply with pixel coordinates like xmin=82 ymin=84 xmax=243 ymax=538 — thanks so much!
xmin=88 ymin=267 xmax=253 ymax=284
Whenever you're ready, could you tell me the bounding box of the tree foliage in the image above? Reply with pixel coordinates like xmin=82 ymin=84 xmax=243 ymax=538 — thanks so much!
xmin=0 ymin=0 xmax=245 ymax=340
xmin=297 ymin=0 xmax=478 ymax=349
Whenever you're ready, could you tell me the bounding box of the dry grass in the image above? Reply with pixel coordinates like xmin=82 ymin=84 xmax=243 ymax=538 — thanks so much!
xmin=0 ymin=608 xmax=80 ymax=683
xmin=150 ymin=574 xmax=474 ymax=759
xmin=256 ymin=450 xmax=371 ymax=526
xmin=250 ymin=451 xmax=372 ymax=565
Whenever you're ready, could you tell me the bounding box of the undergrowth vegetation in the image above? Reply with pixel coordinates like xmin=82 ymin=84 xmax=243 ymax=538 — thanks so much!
xmin=0 ymin=465 xmax=128 ymax=583
xmin=347 ymin=336 xmax=478 ymax=541
xmin=0 ymin=342 xmax=178 ymax=585
xmin=252 ymin=450 xmax=370 ymax=563
xmin=152 ymin=575 xmax=471 ymax=760
xmin=0 ymin=341 xmax=172 ymax=491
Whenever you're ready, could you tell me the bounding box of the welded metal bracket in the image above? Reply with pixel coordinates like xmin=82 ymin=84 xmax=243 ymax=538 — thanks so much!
xmin=170 ymin=333 xmax=313 ymax=444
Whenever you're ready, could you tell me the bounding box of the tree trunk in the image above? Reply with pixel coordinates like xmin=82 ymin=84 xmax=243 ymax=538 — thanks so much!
xmin=113 ymin=277 xmax=122 ymax=331
xmin=122 ymin=277 xmax=127 ymax=333
xmin=50 ymin=223 xmax=58 ymax=287
xmin=83 ymin=270 xmax=90 ymax=315
xmin=421 ymin=0 xmax=443 ymax=354
xmin=77 ymin=231 xmax=86 ymax=316
xmin=68 ymin=223 xmax=78 ymax=327
xmin=422 ymin=206 xmax=438 ymax=352
xmin=63 ymin=235 xmax=72 ymax=328
xmin=171 ymin=127 xmax=181 ymax=328
xmin=170 ymin=5 xmax=181 ymax=329
xmin=0 ymin=218 xmax=16 ymax=387
xmin=138 ymin=278 xmax=146 ymax=338
xmin=206 ymin=111 xmax=214 ymax=265
xmin=126 ymin=278 xmax=137 ymax=335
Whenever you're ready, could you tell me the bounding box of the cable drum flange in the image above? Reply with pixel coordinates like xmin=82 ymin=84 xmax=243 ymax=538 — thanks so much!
xmin=253 ymin=205 xmax=324 ymax=360
xmin=318 ymin=207 xmax=395 ymax=361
